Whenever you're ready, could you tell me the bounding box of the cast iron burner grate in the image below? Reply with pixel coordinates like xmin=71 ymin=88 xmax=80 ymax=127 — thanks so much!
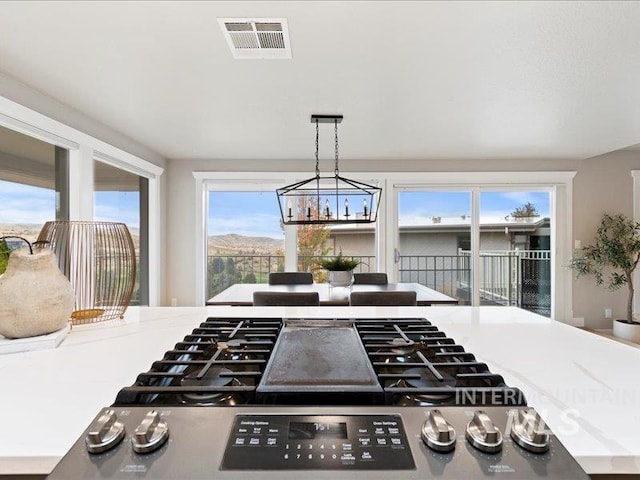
xmin=114 ymin=317 xmax=282 ymax=405
xmin=113 ymin=316 xmax=525 ymax=408
xmin=354 ymin=318 xmax=527 ymax=406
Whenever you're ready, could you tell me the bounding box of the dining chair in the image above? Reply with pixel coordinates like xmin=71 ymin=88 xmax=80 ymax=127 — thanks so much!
xmin=268 ymin=272 xmax=314 ymax=285
xmin=353 ymin=273 xmax=388 ymax=285
xmin=349 ymin=291 xmax=417 ymax=306
xmin=252 ymin=291 xmax=320 ymax=306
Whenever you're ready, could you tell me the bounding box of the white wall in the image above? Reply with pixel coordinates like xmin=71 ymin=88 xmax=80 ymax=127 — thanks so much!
xmin=481 ymin=232 xmax=511 ymax=251
xmin=402 ymin=232 xmax=461 ymax=256
xmin=572 ymin=150 xmax=640 ymax=327
xmin=331 ymin=231 xmax=376 ymax=258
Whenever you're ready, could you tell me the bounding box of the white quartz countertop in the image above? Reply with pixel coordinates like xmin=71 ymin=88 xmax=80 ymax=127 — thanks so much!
xmin=1 ymin=306 xmax=639 ymax=475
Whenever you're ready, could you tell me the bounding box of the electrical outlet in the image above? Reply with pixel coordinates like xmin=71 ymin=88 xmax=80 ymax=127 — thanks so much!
xmin=605 ymin=308 xmax=612 ymax=319
xmin=171 ymin=298 xmax=178 ymax=307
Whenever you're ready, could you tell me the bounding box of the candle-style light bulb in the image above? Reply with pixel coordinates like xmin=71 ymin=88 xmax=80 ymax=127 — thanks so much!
xmin=287 ymin=199 xmax=293 ymax=219
xmin=363 ymin=198 xmax=368 ymax=218
xmin=344 ymin=198 xmax=350 ymax=217
xmin=307 ymin=199 xmax=312 ymax=219
xmin=325 ymin=199 xmax=330 ymax=218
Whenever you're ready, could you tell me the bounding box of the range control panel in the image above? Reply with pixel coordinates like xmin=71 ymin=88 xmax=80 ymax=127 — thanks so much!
xmin=221 ymin=414 xmax=415 ymax=470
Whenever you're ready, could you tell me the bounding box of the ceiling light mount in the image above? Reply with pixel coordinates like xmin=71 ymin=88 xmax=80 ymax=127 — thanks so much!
xmin=276 ymin=114 xmax=381 ymax=225
xmin=310 ymin=114 xmax=343 ymax=124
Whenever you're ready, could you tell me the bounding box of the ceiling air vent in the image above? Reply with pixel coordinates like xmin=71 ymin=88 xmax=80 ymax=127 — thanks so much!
xmin=218 ymin=18 xmax=291 ymax=59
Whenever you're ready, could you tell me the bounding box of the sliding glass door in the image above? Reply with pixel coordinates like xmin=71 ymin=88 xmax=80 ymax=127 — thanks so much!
xmin=396 ymin=190 xmax=472 ymax=304
xmin=394 ymin=186 xmax=553 ymax=316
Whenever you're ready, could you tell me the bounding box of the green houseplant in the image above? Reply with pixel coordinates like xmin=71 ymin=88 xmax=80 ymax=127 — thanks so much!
xmin=317 ymin=251 xmax=361 ymax=287
xmin=0 ymin=238 xmax=9 ymax=275
xmin=569 ymin=213 xmax=640 ymax=341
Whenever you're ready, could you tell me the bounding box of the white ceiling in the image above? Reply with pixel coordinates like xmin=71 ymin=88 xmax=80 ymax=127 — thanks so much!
xmin=1 ymin=1 xmax=640 ymax=162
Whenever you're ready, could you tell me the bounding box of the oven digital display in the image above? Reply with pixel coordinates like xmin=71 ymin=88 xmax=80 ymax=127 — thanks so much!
xmin=222 ymin=414 xmax=415 ymax=470
xmin=288 ymin=421 xmax=347 ymax=439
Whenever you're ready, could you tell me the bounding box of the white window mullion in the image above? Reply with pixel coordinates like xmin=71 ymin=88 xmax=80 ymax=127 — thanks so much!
xmin=193 ymin=175 xmax=206 ymax=305
xmin=471 ymin=189 xmax=481 ymax=306
xmin=386 ymin=181 xmax=398 ymax=282
xmin=375 ymin=179 xmax=387 ymax=274
xmin=284 ymin=223 xmax=297 ymax=271
xmin=146 ymin=176 xmax=161 ymax=306
xmin=633 ymin=171 xmax=640 ymax=318
xmin=67 ymin=145 xmax=94 ymax=220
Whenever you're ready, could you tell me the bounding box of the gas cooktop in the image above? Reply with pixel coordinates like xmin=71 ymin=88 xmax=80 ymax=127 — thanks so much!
xmin=113 ymin=316 xmax=526 ymax=407
xmin=47 ymin=316 xmax=588 ymax=479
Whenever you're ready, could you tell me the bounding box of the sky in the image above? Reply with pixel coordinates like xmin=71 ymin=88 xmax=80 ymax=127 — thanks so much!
xmin=0 ymin=180 xmax=140 ymax=228
xmin=207 ymin=190 xmax=551 ymax=238
xmin=208 ymin=191 xmax=284 ymax=239
xmin=0 ymin=180 xmax=549 ymax=238
xmin=399 ymin=191 xmax=550 ymax=225
xmin=0 ymin=180 xmax=55 ymax=224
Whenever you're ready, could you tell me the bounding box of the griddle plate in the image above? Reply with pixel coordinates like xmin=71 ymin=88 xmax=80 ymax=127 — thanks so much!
xmin=257 ymin=319 xmax=383 ymax=393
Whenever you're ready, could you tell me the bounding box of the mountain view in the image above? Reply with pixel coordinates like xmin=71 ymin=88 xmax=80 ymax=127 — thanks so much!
xmin=207 ymin=233 xmax=283 ymax=255
xmin=0 ymin=223 xmax=281 ymax=256
xmin=0 ymin=223 xmax=141 ymax=250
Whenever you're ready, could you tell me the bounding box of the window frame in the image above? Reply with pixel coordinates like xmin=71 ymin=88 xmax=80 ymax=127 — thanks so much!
xmin=0 ymin=95 xmax=163 ymax=305
xmin=387 ymin=171 xmax=575 ymax=322
xmin=193 ymin=172 xmax=384 ymax=305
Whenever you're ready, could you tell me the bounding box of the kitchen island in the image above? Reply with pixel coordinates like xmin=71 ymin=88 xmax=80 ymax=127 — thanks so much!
xmin=0 ymin=306 xmax=638 ymax=477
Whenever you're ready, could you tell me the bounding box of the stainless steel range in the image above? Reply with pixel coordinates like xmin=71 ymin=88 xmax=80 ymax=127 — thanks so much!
xmin=48 ymin=317 xmax=588 ymax=479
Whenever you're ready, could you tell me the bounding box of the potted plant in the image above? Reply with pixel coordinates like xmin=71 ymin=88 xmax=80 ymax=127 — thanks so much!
xmin=317 ymin=251 xmax=361 ymax=287
xmin=569 ymin=213 xmax=640 ymax=342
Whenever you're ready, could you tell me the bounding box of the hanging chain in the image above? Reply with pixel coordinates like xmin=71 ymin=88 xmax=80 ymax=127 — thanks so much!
xmin=334 ymin=119 xmax=340 ymax=176
xmin=313 ymin=119 xmax=320 ymax=178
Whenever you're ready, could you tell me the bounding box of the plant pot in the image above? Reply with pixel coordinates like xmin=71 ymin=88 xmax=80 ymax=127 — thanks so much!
xmin=0 ymin=247 xmax=75 ymax=339
xmin=613 ymin=318 xmax=640 ymax=344
xmin=328 ymin=270 xmax=354 ymax=288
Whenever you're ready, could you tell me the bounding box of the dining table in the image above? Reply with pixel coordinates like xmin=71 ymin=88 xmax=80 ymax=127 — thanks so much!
xmin=206 ymin=282 xmax=459 ymax=306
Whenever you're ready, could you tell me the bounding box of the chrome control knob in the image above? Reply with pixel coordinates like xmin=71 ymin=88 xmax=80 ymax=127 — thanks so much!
xmin=85 ymin=409 xmax=125 ymax=454
xmin=510 ymin=409 xmax=550 ymax=453
xmin=421 ymin=409 xmax=456 ymax=452
xmin=465 ymin=410 xmax=503 ymax=453
xmin=131 ymin=410 xmax=169 ymax=454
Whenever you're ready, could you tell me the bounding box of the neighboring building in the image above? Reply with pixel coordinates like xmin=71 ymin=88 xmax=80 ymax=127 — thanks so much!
xmin=327 ymin=215 xmax=551 ymax=257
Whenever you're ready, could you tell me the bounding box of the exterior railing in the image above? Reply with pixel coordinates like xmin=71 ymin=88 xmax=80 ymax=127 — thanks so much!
xmin=397 ymin=250 xmax=551 ymax=315
xmin=206 ymin=251 xmax=551 ymax=316
xmin=397 ymin=254 xmax=471 ymax=301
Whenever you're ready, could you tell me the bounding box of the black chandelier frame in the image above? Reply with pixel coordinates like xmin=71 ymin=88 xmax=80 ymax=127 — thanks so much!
xmin=276 ymin=115 xmax=382 ymax=226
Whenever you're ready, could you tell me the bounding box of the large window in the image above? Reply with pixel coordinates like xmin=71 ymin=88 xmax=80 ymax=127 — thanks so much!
xmin=207 ymin=190 xmax=285 ymax=298
xmin=94 ymin=160 xmax=148 ymax=305
xmin=205 ymin=184 xmax=379 ymax=299
xmin=197 ymin=172 xmax=572 ymax=318
xmin=0 ymin=125 xmax=68 ymax=269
